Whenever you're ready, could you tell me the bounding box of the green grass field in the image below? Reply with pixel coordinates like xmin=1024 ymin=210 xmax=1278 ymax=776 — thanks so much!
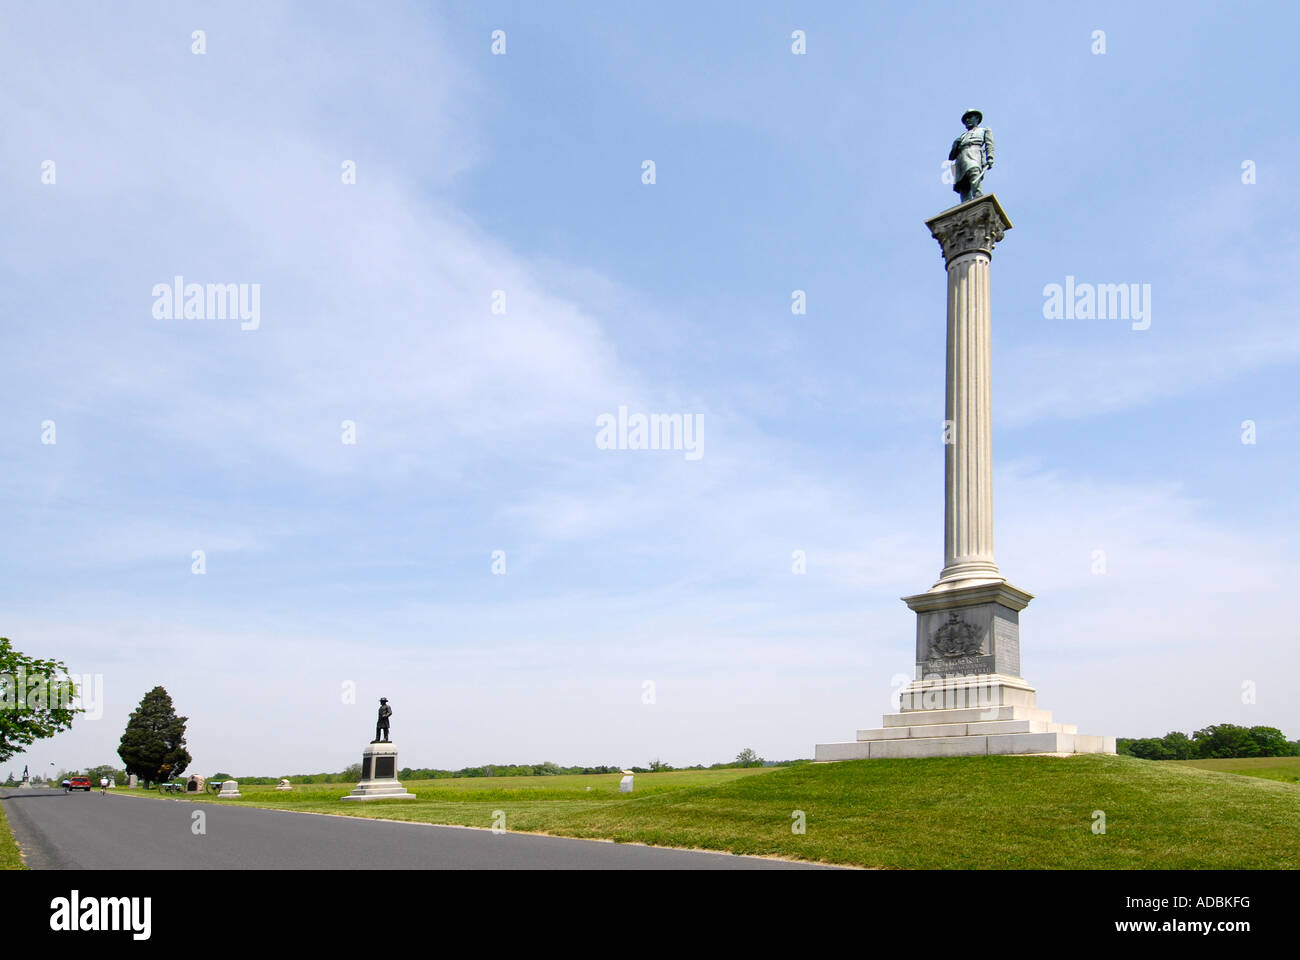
xmin=140 ymin=755 xmax=1299 ymax=869
xmin=0 ymin=799 xmax=25 ymax=870
xmin=1178 ymin=756 xmax=1300 ymax=784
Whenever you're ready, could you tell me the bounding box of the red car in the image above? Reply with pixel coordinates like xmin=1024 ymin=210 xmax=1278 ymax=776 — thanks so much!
xmin=68 ymin=776 xmax=92 ymax=792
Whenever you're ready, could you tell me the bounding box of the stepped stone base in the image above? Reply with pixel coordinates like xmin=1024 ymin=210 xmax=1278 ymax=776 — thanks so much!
xmin=342 ymin=781 xmax=416 ymax=800
xmin=815 ymin=676 xmax=1115 ymax=760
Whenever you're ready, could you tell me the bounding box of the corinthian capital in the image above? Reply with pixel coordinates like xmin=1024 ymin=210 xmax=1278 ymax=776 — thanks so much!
xmin=925 ymin=194 xmax=1013 ymax=264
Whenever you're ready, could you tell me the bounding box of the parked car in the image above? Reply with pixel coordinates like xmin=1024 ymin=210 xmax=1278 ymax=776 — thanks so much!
xmin=68 ymin=776 xmax=92 ymax=792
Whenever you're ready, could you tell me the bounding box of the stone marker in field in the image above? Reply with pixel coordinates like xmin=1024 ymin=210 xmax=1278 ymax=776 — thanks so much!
xmin=815 ymin=129 xmax=1114 ymax=760
xmin=343 ymin=697 xmax=416 ymax=801
xmin=276 ymin=779 xmax=291 ymax=791
xmin=217 ymin=779 xmax=242 ymax=799
xmin=128 ymin=774 xmax=138 ymax=788
xmin=619 ymin=770 xmax=634 ymax=793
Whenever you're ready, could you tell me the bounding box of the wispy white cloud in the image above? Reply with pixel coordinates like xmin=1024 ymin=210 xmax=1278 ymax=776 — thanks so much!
xmin=3 ymin=3 xmax=1297 ymax=780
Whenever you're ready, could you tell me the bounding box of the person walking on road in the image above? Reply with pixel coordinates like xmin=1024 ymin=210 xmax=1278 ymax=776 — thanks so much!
xmin=99 ymin=776 xmax=108 ymax=796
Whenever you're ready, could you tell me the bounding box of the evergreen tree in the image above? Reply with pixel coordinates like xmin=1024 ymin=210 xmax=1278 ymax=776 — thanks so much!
xmin=117 ymin=686 xmax=191 ymax=784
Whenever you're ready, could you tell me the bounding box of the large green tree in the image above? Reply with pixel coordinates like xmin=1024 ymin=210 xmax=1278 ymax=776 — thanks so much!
xmin=0 ymin=637 xmax=82 ymax=763
xmin=1193 ymin=723 xmax=1257 ymax=758
xmin=117 ymin=686 xmax=191 ymax=784
xmin=1240 ymin=726 xmax=1297 ymax=757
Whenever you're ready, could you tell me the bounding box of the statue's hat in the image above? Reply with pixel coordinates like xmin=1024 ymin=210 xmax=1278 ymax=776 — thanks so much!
xmin=379 ymin=697 xmax=388 ymax=702
xmin=961 ymin=108 xmax=983 ymax=125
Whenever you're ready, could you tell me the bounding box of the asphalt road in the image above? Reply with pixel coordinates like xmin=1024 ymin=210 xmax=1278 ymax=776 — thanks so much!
xmin=1 ymin=789 xmax=828 ymax=870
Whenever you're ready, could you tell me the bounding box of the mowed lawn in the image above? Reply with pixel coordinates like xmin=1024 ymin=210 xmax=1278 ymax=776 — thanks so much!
xmin=137 ymin=756 xmax=1300 ymax=869
xmin=0 ymin=799 xmax=25 ymax=869
xmin=1178 ymin=756 xmax=1300 ymax=785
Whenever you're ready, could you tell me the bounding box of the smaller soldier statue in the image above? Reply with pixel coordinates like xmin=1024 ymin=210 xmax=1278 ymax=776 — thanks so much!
xmin=948 ymin=109 xmax=995 ymax=203
xmin=373 ymin=697 xmax=392 ymax=743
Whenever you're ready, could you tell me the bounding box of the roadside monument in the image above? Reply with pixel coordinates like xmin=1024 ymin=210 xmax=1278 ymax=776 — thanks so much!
xmin=342 ymin=697 xmax=416 ymax=801
xmin=816 ymin=112 xmax=1114 ymax=759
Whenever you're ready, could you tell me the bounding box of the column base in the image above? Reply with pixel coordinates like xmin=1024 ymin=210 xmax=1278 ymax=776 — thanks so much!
xmin=931 ymin=560 xmax=1004 ymax=591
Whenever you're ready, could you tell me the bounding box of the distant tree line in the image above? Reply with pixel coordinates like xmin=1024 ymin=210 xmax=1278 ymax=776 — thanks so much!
xmin=1118 ymin=724 xmax=1299 ymax=760
xmin=211 ymin=751 xmax=808 ymax=784
xmin=52 ymin=764 xmax=125 ymax=784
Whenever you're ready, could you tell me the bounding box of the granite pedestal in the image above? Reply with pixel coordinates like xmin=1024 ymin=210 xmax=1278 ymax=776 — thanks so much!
xmin=342 ymin=741 xmax=415 ymax=801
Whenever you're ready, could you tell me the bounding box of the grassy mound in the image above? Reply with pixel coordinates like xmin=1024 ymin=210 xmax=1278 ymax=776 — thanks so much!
xmin=144 ymin=755 xmax=1299 ymax=868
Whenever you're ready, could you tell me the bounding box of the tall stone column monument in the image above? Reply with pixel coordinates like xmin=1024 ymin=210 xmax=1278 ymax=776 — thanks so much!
xmin=815 ymin=183 xmax=1114 ymax=759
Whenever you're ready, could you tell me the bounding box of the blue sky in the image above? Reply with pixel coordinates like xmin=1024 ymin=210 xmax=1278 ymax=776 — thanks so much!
xmin=2 ymin=1 xmax=1298 ymax=775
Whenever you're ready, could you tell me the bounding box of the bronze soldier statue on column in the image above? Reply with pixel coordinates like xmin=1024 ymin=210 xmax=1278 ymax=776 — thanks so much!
xmin=949 ymin=109 xmax=994 ymax=203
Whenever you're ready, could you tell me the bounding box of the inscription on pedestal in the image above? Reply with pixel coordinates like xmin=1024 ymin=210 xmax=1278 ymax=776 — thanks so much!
xmin=361 ymin=756 xmax=372 ymax=780
xmin=993 ymin=617 xmax=1020 ymax=676
xmin=375 ymin=756 xmax=396 ymax=780
xmin=921 ymin=654 xmax=995 ymax=677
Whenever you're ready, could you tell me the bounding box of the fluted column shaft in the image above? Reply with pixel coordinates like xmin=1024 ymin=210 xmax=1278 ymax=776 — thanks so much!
xmin=924 ymin=196 xmax=1012 ymax=588
xmin=940 ymin=251 xmax=998 ymax=582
